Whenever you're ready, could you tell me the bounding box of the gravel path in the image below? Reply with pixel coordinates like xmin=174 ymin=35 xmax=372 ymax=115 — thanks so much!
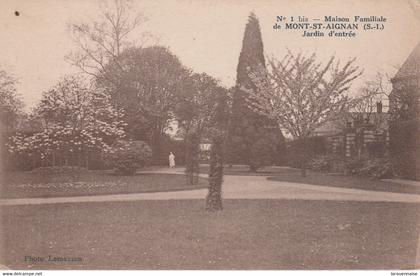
xmin=1 ymin=168 xmax=420 ymax=206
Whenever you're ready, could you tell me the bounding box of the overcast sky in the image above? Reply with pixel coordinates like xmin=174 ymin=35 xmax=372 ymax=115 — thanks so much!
xmin=1 ymin=0 xmax=419 ymax=110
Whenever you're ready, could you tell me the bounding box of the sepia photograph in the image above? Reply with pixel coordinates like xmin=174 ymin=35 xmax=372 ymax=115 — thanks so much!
xmin=0 ymin=0 xmax=420 ymax=272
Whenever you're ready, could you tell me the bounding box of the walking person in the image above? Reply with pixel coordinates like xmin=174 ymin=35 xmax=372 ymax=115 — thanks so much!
xmin=169 ymin=152 xmax=176 ymax=168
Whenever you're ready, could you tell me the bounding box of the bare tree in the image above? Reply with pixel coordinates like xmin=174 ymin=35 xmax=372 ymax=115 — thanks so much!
xmin=408 ymin=0 xmax=420 ymax=21
xmin=335 ymin=80 xmax=385 ymax=131
xmin=336 ymin=71 xmax=393 ymax=132
xmin=66 ymin=0 xmax=152 ymax=84
xmin=0 ymin=69 xmax=23 ymax=132
xmin=246 ymin=51 xmax=362 ymax=176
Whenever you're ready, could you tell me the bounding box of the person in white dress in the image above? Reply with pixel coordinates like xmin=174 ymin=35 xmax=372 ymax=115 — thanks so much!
xmin=169 ymin=152 xmax=175 ymax=168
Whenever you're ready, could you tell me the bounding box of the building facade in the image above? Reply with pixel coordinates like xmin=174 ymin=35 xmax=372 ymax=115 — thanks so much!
xmin=389 ymin=42 xmax=420 ymax=180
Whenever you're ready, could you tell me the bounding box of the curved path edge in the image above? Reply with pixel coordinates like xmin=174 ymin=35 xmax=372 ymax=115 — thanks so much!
xmin=1 ymin=169 xmax=420 ymax=206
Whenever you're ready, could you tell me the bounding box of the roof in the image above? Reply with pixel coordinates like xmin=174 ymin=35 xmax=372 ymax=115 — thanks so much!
xmin=393 ymin=42 xmax=420 ymax=80
xmin=313 ymin=112 xmax=389 ymax=137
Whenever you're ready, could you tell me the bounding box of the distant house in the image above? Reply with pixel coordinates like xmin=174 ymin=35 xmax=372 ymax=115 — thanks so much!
xmin=389 ymin=41 xmax=420 ymax=180
xmin=313 ymin=106 xmax=389 ymax=137
xmin=390 ymin=42 xmax=420 ymax=116
xmin=313 ymin=102 xmax=389 ymax=158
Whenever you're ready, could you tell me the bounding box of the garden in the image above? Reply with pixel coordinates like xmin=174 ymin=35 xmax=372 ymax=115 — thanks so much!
xmin=1 ymin=199 xmax=419 ymax=269
xmin=1 ymin=1 xmax=419 ymax=271
xmin=1 ymin=167 xmax=207 ymax=199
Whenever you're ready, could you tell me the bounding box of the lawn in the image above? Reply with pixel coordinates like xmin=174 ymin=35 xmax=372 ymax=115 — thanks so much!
xmin=1 ymin=170 xmax=207 ymax=199
xmin=267 ymin=171 xmax=420 ymax=195
xmin=199 ymin=165 xmax=420 ymax=195
xmin=198 ymin=164 xmax=293 ymax=176
xmin=1 ymin=199 xmax=419 ymax=269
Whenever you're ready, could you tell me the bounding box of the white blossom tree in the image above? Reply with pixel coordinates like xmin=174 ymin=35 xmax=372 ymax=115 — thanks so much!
xmin=7 ymin=75 xmax=126 ymax=168
xmin=246 ymin=51 xmax=362 ymax=176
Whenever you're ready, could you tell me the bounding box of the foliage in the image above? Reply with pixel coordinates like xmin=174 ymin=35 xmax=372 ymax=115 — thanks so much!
xmin=6 ymin=75 xmax=125 ymax=168
xmin=104 ymin=140 xmax=152 ymax=175
xmin=204 ymin=85 xmax=230 ymax=211
xmin=0 ymin=70 xmax=24 ymax=131
xmin=388 ymin=74 xmax=420 ymax=180
xmin=205 ymin=130 xmax=224 ymax=212
xmin=247 ymin=51 xmax=362 ymax=176
xmin=390 ymin=87 xmax=419 ymax=121
xmin=389 ymin=118 xmax=419 ymax=180
xmin=68 ymin=0 xmax=176 ymax=163
xmin=184 ymin=131 xmax=201 ymax=185
xmin=176 ymin=73 xmax=229 ymax=184
xmin=286 ymin=136 xmax=327 ymax=169
xmin=309 ymin=155 xmax=335 ymax=172
xmin=176 ymin=73 xmax=228 ymax=137
xmin=249 ymin=136 xmax=278 ymax=171
xmin=228 ymin=12 xmax=284 ymax=169
xmin=98 ymin=46 xmax=190 ymax=162
xmin=307 ymin=153 xmax=393 ymax=179
xmin=246 ymin=52 xmax=362 ymax=138
xmin=345 ymin=155 xmax=394 ymax=179
xmin=358 ymin=158 xmax=394 ymax=179
xmin=151 ymin=134 xmax=186 ymax=166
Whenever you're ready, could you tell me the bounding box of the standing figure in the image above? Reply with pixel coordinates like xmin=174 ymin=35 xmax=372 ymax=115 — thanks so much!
xmin=169 ymin=152 xmax=176 ymax=168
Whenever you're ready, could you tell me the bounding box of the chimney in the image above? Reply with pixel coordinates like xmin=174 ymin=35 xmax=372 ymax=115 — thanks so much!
xmin=376 ymin=101 xmax=383 ymax=113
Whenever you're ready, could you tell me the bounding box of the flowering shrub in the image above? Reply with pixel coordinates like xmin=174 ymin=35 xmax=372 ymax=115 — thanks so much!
xmin=345 ymin=156 xmax=393 ymax=179
xmin=6 ymin=76 xmax=126 ymax=168
xmin=344 ymin=155 xmax=369 ymax=176
xmin=309 ymin=155 xmax=334 ymax=172
xmin=309 ymin=154 xmax=393 ymax=179
xmin=104 ymin=140 xmax=152 ymax=175
xmin=357 ymin=158 xmax=394 ymax=179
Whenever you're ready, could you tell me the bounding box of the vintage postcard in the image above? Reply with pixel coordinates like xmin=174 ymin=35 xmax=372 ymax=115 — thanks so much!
xmin=0 ymin=0 xmax=420 ymax=273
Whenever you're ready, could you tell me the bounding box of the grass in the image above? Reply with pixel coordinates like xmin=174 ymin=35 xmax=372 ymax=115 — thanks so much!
xmin=0 ymin=170 xmax=207 ymax=199
xmin=266 ymin=171 xmax=420 ymax=195
xmin=1 ymin=199 xmax=419 ymax=269
xmin=199 ymin=165 xmax=420 ymax=195
xmin=198 ymin=164 xmax=292 ymax=176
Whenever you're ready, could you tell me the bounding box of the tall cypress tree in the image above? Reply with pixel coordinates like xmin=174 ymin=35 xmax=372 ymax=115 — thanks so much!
xmin=227 ymin=12 xmax=285 ymax=170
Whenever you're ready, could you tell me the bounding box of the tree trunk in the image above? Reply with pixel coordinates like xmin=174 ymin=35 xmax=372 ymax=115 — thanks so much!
xmin=301 ymin=164 xmax=307 ymax=177
xmin=206 ymin=133 xmax=224 ymax=211
xmin=185 ymin=132 xmax=200 ymax=185
xmin=77 ymin=152 xmax=82 ymax=167
xmin=31 ymin=155 xmax=36 ymax=169
xmin=52 ymin=151 xmax=56 ymax=166
xmin=85 ymin=153 xmax=89 ymax=169
xmin=300 ymin=136 xmax=307 ymax=177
